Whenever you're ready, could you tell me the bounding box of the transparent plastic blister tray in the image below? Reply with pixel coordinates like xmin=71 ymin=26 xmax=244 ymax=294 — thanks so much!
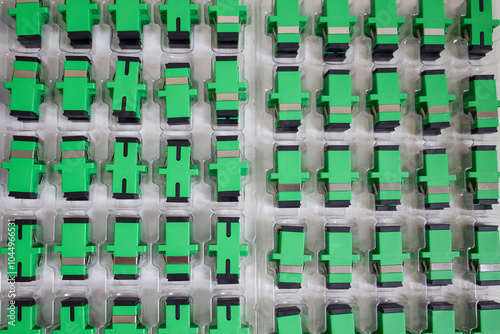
xmin=0 ymin=0 xmax=499 ymax=333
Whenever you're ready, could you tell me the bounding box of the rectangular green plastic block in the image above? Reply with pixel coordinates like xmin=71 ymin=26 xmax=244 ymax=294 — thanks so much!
xmin=209 ymin=298 xmax=249 ymax=334
xmin=157 ymin=63 xmax=197 ymax=125
xmin=423 ymin=302 xmax=460 ymax=334
xmin=53 ymin=136 xmax=97 ymax=201
xmin=4 ymin=57 xmax=47 ymax=121
xmin=208 ymin=136 xmax=249 ymax=202
xmin=157 ymin=217 xmax=198 ymax=282
xmin=324 ymin=304 xmax=355 ymax=334
xmin=267 ymin=0 xmax=307 ymax=58
xmin=208 ymin=217 xmax=248 ymax=284
xmin=108 ymin=0 xmax=150 ymax=49
xmin=374 ymin=303 xmax=406 ymax=334
xmin=370 ymin=226 xmax=409 ymax=288
xmin=158 ymin=297 xmax=199 ymax=334
xmin=417 ymin=149 xmax=456 ymax=210
xmin=367 ymin=68 xmax=407 ymax=133
xmin=53 ymin=217 xmax=96 ymax=281
xmin=461 ymin=0 xmax=499 ymax=60
xmin=364 ymin=0 xmax=404 ymax=61
xmin=472 ymin=301 xmax=500 ymax=334
xmin=419 ymin=224 xmax=459 ymax=286
xmin=268 ymin=66 xmax=309 ymax=133
xmin=104 ymin=298 xmax=147 ymax=334
xmin=206 ymin=56 xmax=247 ymax=126
xmin=8 ymin=2 xmax=49 ymax=48
xmin=106 ymin=57 xmax=147 ymax=123
xmin=1 ymin=299 xmax=43 ymax=334
xmin=158 ymin=140 xmax=198 ymax=203
xmin=318 ymin=145 xmax=359 ymax=208
xmin=368 ymin=146 xmax=408 ymax=211
xmin=415 ymin=70 xmax=456 ymax=136
xmin=320 ymin=226 xmax=359 ymax=290
xmin=207 ymin=0 xmax=248 ymax=49
xmin=105 ymin=137 xmax=148 ymax=199
xmin=275 ymin=306 xmax=304 ymax=334
xmin=469 ymin=225 xmax=500 ymax=286
xmin=55 ymin=57 xmax=96 ymax=121
xmin=53 ymin=298 xmax=96 ymax=334
xmin=2 ymin=136 xmax=45 ymax=199
xmin=464 ymin=75 xmax=500 ymax=134
xmin=269 ymin=226 xmax=312 ymax=289
xmin=412 ymin=0 xmax=451 ymax=61
xmin=466 ymin=146 xmax=500 ymax=210
xmin=269 ymin=145 xmax=309 ymax=208
xmin=105 ymin=217 xmax=148 ymax=280
xmin=159 ymin=0 xmax=199 ymax=48
xmin=58 ymin=0 xmax=100 ymax=48
xmin=318 ymin=70 xmax=359 ymax=132
xmin=0 ymin=220 xmax=44 ymax=282
xmin=315 ymin=0 xmax=356 ymax=61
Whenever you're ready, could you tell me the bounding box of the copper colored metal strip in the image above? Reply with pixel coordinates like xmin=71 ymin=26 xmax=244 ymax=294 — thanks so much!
xmin=477 ymin=183 xmax=499 ymax=191
xmin=378 ymin=104 xmax=401 ymax=113
xmin=329 ymin=265 xmax=352 ymax=274
xmin=278 ymin=184 xmax=301 ymax=192
xmin=217 ymin=16 xmax=239 ymax=24
xmin=216 ymin=93 xmax=239 ymax=101
xmin=114 ymin=257 xmax=138 ymax=265
xmin=328 ymin=27 xmax=350 ymax=35
xmin=477 ymin=111 xmax=498 ymax=119
xmin=113 ymin=315 xmax=137 ymax=324
xmin=166 ymin=256 xmax=190 ymax=264
xmin=379 ymin=264 xmax=403 ymax=273
xmin=61 ymin=257 xmax=86 ymax=266
xmin=427 ymin=186 xmax=449 ymax=194
xmin=279 ymin=103 xmax=302 ymax=111
xmin=279 ymin=265 xmax=303 ymax=274
xmin=379 ymin=183 xmax=402 ymax=191
xmin=62 ymin=150 xmax=86 ymax=159
xmin=64 ymin=70 xmax=87 ymax=78
xmin=428 ymin=105 xmax=450 ymax=114
xmin=13 ymin=70 xmax=36 ymax=79
xmin=11 ymin=150 xmax=35 ymax=159
xmin=17 ymin=0 xmax=38 ymax=3
xmin=329 ymin=106 xmax=351 ymax=114
xmin=328 ymin=183 xmax=352 ymax=192
xmin=277 ymin=26 xmax=300 ymax=34
xmin=165 ymin=77 xmax=189 ymax=85
xmin=217 ymin=150 xmax=240 ymax=159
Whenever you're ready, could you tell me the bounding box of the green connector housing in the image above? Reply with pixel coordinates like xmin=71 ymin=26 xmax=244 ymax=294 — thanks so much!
xmin=318 ymin=145 xmax=359 ymax=208
xmin=105 ymin=217 xmax=148 ymax=280
xmin=275 ymin=306 xmax=304 ymax=334
xmin=106 ymin=57 xmax=147 ymax=124
xmin=207 ymin=56 xmax=247 ymax=126
xmin=208 ymin=136 xmax=248 ymax=202
xmin=53 ymin=298 xmax=96 ymax=334
xmin=1 ymin=298 xmax=42 ymax=333
xmin=461 ymin=0 xmax=499 ymax=60
xmin=423 ymin=302 xmax=460 ymax=334
xmin=105 ymin=137 xmax=148 ymax=199
xmin=208 ymin=217 xmax=248 ymax=284
xmin=419 ymin=224 xmax=459 ymax=286
xmin=469 ymin=225 xmax=500 ymax=286
xmin=412 ymin=0 xmax=451 ymax=61
xmin=370 ymin=226 xmax=409 ymax=288
xmin=108 ymin=0 xmax=150 ymax=49
xmin=417 ymin=149 xmax=456 ymax=210
xmin=472 ymin=301 xmax=500 ymax=334
xmin=267 ymin=0 xmax=307 ymax=58
xmin=55 ymin=56 xmax=96 ymax=121
xmin=269 ymin=145 xmax=309 ymax=208
xmin=2 ymin=136 xmax=45 ymax=199
xmin=415 ymin=70 xmax=456 ymax=136
xmin=464 ymin=75 xmax=500 ymax=134
xmin=54 ymin=136 xmax=97 ymax=201
xmin=158 ymin=140 xmax=198 ymax=203
xmin=0 ymin=220 xmax=44 ymax=282
xmin=53 ymin=217 xmax=96 ymax=281
xmin=268 ymin=66 xmax=309 ymax=133
xmin=315 ymin=0 xmax=356 ymax=61
xmin=208 ymin=0 xmax=248 ymax=49
xmin=368 ymin=145 xmax=408 ymax=211
xmin=158 ymin=217 xmax=198 ymax=281
xmin=320 ymin=226 xmax=359 ymax=289
xmin=157 ymin=63 xmax=197 ymax=125
xmin=318 ymin=70 xmax=359 ymax=132
xmin=466 ymin=146 xmax=500 ymax=210
xmin=364 ymin=0 xmax=404 ymax=61
xmin=4 ymin=57 xmax=47 ymax=122
xmin=104 ymin=298 xmax=148 ymax=334
xmin=209 ymin=298 xmax=249 ymax=334
xmin=367 ymin=68 xmax=407 ymax=133
xmin=374 ymin=303 xmax=406 ymax=334
xmin=270 ymin=226 xmax=312 ymax=289
xmin=59 ymin=0 xmax=100 ymax=48
xmin=159 ymin=0 xmax=199 ymax=49
xmin=324 ymin=304 xmax=355 ymax=334
xmin=158 ymin=297 xmax=199 ymax=334
xmin=8 ymin=1 xmax=49 ymax=48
